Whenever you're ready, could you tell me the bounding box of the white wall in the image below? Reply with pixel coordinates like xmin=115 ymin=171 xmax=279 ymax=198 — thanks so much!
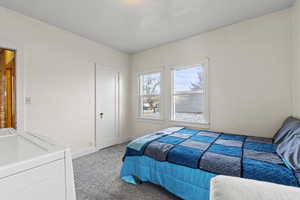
xmin=0 ymin=5 xmax=294 ymax=154
xmin=292 ymin=0 xmax=300 ymax=118
xmin=0 ymin=6 xmax=131 ymax=154
xmin=131 ymin=9 xmax=293 ymax=138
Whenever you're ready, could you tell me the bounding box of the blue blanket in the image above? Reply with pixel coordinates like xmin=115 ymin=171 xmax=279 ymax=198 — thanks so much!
xmin=124 ymin=128 xmax=299 ymax=187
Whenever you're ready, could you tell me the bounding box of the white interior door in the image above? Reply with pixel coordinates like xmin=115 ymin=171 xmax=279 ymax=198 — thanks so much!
xmin=95 ymin=66 xmax=119 ymax=149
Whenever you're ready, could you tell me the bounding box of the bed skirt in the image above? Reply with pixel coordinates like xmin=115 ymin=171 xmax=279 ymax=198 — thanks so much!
xmin=120 ymin=156 xmax=216 ymax=200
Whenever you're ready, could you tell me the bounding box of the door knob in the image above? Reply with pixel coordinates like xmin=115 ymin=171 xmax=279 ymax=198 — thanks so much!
xmin=100 ymin=113 xmax=104 ymax=119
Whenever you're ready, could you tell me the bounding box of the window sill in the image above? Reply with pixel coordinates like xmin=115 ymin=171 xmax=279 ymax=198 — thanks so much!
xmin=136 ymin=117 xmax=164 ymax=123
xmin=135 ymin=118 xmax=210 ymax=129
xmin=168 ymin=120 xmax=210 ymax=129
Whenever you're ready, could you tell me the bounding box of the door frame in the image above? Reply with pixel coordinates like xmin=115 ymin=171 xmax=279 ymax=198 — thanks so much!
xmin=0 ymin=39 xmax=25 ymax=131
xmin=94 ymin=64 xmax=120 ymax=149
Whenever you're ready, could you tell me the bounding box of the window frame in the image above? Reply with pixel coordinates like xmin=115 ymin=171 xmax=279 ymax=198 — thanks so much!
xmin=169 ymin=60 xmax=209 ymax=125
xmin=137 ymin=70 xmax=163 ymax=120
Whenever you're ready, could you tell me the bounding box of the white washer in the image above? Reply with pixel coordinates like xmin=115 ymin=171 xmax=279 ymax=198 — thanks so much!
xmin=0 ymin=129 xmax=76 ymax=200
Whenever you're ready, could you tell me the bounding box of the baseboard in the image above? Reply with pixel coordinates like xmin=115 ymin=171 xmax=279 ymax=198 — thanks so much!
xmin=72 ymin=136 xmax=133 ymax=159
xmin=116 ymin=136 xmax=133 ymax=144
xmin=72 ymin=147 xmax=99 ymax=159
xmin=96 ymin=136 xmax=132 ymax=149
xmin=128 ymin=135 xmax=138 ymax=141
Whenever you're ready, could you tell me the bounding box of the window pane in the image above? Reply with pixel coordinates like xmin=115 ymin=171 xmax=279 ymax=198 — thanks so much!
xmin=142 ymin=96 xmax=160 ymax=118
xmin=141 ymin=73 xmax=160 ymax=95
xmin=174 ymin=93 xmax=204 ymax=122
xmin=174 ymin=66 xmax=204 ymax=92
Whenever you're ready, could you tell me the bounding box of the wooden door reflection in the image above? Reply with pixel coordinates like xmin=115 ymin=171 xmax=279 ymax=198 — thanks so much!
xmin=0 ymin=48 xmax=16 ymax=128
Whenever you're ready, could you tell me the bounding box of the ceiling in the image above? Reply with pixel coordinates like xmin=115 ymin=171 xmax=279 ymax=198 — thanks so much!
xmin=0 ymin=0 xmax=295 ymax=53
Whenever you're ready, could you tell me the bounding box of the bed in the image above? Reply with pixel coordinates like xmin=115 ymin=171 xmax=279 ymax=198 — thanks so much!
xmin=120 ymin=119 xmax=300 ymax=200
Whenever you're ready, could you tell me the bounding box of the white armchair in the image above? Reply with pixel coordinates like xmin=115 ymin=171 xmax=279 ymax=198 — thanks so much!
xmin=210 ymin=176 xmax=300 ymax=200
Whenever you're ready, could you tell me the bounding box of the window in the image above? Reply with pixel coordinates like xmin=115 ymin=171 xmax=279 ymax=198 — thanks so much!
xmin=138 ymin=72 xmax=161 ymax=119
xmin=171 ymin=63 xmax=208 ymax=123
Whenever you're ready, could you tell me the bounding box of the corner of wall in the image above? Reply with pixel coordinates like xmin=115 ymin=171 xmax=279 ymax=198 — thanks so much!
xmin=291 ymin=0 xmax=300 ymax=118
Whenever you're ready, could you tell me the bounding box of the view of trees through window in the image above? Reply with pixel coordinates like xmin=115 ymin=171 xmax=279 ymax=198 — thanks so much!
xmin=139 ymin=72 xmax=161 ymax=118
xmin=173 ymin=65 xmax=205 ymax=122
xmin=139 ymin=65 xmax=206 ymax=122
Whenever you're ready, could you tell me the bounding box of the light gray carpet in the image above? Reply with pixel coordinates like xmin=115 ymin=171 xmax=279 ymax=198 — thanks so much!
xmin=73 ymin=143 xmax=180 ymax=200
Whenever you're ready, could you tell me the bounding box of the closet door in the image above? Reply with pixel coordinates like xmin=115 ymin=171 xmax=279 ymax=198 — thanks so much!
xmin=95 ymin=66 xmax=119 ymax=149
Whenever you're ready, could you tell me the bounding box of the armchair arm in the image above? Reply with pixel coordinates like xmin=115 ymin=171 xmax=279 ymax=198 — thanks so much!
xmin=210 ymin=176 xmax=300 ymax=200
